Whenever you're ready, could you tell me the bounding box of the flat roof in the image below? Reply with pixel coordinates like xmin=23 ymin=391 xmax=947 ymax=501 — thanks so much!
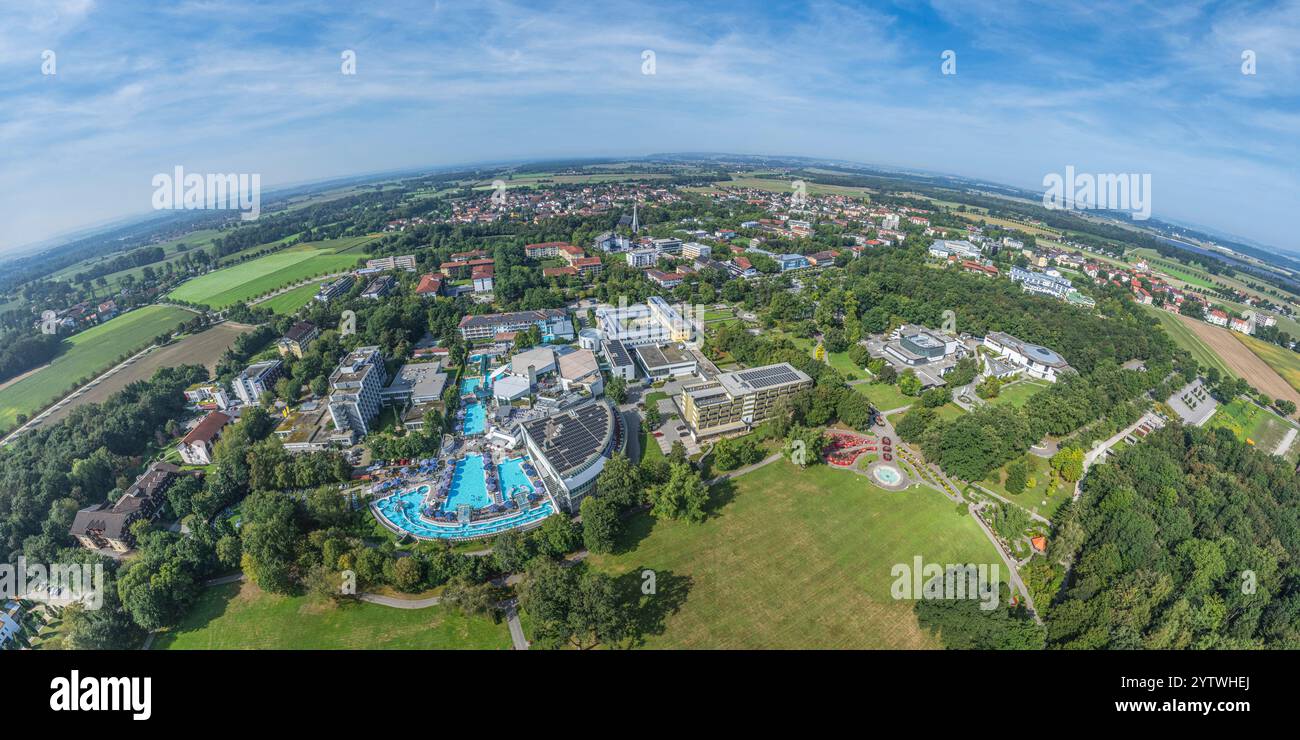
xmin=383 ymin=362 xmax=447 ymax=400
xmin=716 ymin=362 xmax=811 ymax=397
xmin=633 ymin=343 xmax=695 ymax=371
xmin=603 ymin=339 xmax=634 ymax=368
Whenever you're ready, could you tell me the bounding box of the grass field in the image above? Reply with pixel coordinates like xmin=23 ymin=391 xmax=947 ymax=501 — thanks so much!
xmin=154 ymin=581 xmax=511 ymax=649
xmin=0 ymin=305 xmax=196 ymax=431
xmin=1206 ymin=398 xmax=1298 ymax=455
xmin=979 ymin=453 xmax=1069 ymax=519
xmin=985 ymin=379 xmax=1049 ymax=408
xmin=585 ymin=459 xmax=1003 ymax=648
xmin=852 ymin=382 xmax=914 ymax=411
xmin=168 ymin=242 xmax=367 ymax=308
xmin=1141 ymin=304 xmax=1236 ymax=379
xmin=1233 ymin=332 xmax=1300 ymax=397
xmin=258 ymin=281 xmax=326 ymax=315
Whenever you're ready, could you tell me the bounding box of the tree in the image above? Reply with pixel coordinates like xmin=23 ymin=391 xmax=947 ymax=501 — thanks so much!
xmin=606 ymin=376 xmax=628 ymax=404
xmin=1004 ymin=459 xmax=1029 ymax=495
xmin=877 ymin=365 xmax=898 ymax=384
xmin=651 ymin=463 xmax=709 ymax=522
xmin=520 ymin=560 xmax=632 ymax=649
xmin=1050 ymin=447 xmax=1085 ymax=483
xmin=898 ymin=370 xmax=923 ymax=397
xmin=391 ymin=556 xmax=424 ymax=592
xmin=580 ymin=495 xmax=621 ymax=554
xmin=712 ymin=435 xmax=762 ymax=471
xmin=595 ymin=452 xmax=642 ymax=508
xmin=239 ymin=490 xmax=300 ymax=594
xmin=441 ymin=577 xmax=503 ymax=618
xmin=920 ymin=386 xmax=950 ymax=408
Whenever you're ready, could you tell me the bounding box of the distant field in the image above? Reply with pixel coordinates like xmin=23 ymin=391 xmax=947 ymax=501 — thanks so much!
xmin=692 ymin=175 xmax=873 ymax=199
xmin=1177 ymin=315 xmax=1300 ymax=410
xmin=1207 ymin=398 xmax=1298 ymax=455
xmin=1233 ymin=332 xmax=1300 ymax=398
xmin=0 ymin=305 xmax=196 ymax=431
xmin=168 ymin=240 xmax=370 ymax=308
xmin=258 ymin=281 xmax=326 ymax=315
xmin=154 ymin=581 xmax=510 ymax=650
xmin=33 ymin=321 xmax=251 ymax=429
xmin=473 ymin=173 xmax=671 ymax=189
xmin=953 ymin=211 xmax=1061 ymax=238
xmin=586 ymin=459 xmax=1001 ymax=648
xmin=1141 ymin=305 xmax=1236 ymax=379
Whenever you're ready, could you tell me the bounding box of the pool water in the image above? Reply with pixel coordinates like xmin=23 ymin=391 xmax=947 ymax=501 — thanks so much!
xmin=498 ymin=457 xmax=535 ymax=498
xmin=445 ymin=455 xmax=489 ymax=510
xmin=460 ymin=376 xmax=483 ymax=395
xmin=462 ymin=402 xmax=486 ymax=435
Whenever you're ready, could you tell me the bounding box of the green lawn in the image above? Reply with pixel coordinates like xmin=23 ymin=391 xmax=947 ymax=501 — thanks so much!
xmin=585 ymin=459 xmax=1004 ymax=648
xmin=259 ymin=280 xmax=326 ymax=315
xmin=985 ymin=379 xmax=1049 ymax=408
xmin=1207 ymin=398 xmax=1298 ymax=454
xmin=167 ymin=243 xmax=367 ymax=308
xmin=154 ymin=581 xmax=511 ymax=649
xmin=0 ymin=305 xmax=196 ymax=431
xmin=852 ymin=382 xmax=913 ymax=411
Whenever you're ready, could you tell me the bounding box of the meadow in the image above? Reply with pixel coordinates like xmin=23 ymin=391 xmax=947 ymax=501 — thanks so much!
xmin=585 ymin=459 xmax=1002 ymax=648
xmin=1206 ymin=397 xmax=1298 ymax=455
xmin=0 ymin=305 xmax=197 ymax=431
xmin=154 ymin=581 xmax=511 ymax=650
xmin=257 ymin=280 xmax=327 ymax=315
xmin=1141 ymin=304 xmax=1236 ymax=380
xmin=1233 ymin=331 xmax=1300 ymax=398
xmin=167 ymin=239 xmax=372 ymax=308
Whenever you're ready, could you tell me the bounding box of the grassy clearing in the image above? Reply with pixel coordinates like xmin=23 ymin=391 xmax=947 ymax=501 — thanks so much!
xmin=585 ymin=459 xmax=1001 ymax=648
xmin=979 ymin=453 xmax=1069 ymax=520
xmin=0 ymin=305 xmax=196 ymax=430
xmin=985 ymin=379 xmax=1049 ymax=408
xmin=259 ymin=281 xmax=326 ymax=315
xmin=1207 ymin=398 xmax=1298 ymax=454
xmin=852 ymin=382 xmax=913 ymax=411
xmin=154 ymin=581 xmax=511 ymax=649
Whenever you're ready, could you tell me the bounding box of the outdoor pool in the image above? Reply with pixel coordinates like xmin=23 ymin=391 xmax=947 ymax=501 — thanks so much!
xmin=460 ymin=376 xmax=483 ymax=395
xmin=444 ymin=455 xmax=490 ymax=510
xmin=498 ymin=457 xmax=535 ymax=498
xmin=462 ymin=402 xmax=486 ymax=435
xmin=374 ymin=490 xmax=555 ymax=540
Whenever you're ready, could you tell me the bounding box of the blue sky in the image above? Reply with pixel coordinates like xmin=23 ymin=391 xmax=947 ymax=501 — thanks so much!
xmin=1 ymin=0 xmax=1298 ymax=254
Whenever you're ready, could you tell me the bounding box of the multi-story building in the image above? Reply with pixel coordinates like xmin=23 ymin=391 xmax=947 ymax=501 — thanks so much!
xmin=458 ymin=309 xmax=572 ymax=342
xmin=365 ymin=254 xmax=417 ymax=272
xmin=183 ymin=382 xmax=231 ymax=410
xmin=361 ymin=274 xmax=396 ymax=299
xmin=928 ymin=239 xmax=983 ymax=260
xmin=69 ymin=462 xmax=188 ymax=552
xmin=983 ymin=332 xmax=1072 ymax=382
xmin=328 ymin=346 xmax=387 ymax=436
xmin=680 ymin=362 xmax=813 ymax=440
xmin=314 ymin=274 xmax=354 ymax=303
xmin=626 ymin=248 xmax=659 ymax=268
xmin=379 ymin=361 xmax=448 ymax=407
xmin=525 ymin=241 xmax=571 ymax=259
xmin=1010 ymin=266 xmax=1074 ymax=299
xmin=232 ymin=360 xmax=283 ymax=406
xmin=177 ymin=411 xmax=231 ymax=465
xmin=596 ymin=296 xmax=694 ymax=347
xmin=602 ymin=339 xmax=637 ymax=380
xmin=680 ymin=242 xmax=712 ymax=260
xmin=276 ymin=321 xmax=319 ymax=359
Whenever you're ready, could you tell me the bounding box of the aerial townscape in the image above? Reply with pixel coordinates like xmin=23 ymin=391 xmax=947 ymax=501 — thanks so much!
xmin=5 ymin=10 xmax=1300 ymax=713
xmin=5 ymin=154 xmax=1300 ymax=657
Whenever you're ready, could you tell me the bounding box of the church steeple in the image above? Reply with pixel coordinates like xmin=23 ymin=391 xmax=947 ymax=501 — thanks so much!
xmin=632 ymin=202 xmax=639 ymax=234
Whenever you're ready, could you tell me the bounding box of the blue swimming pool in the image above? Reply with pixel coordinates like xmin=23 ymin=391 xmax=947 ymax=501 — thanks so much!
xmin=460 ymin=376 xmax=483 ymax=395
xmin=444 ymin=455 xmax=489 ymax=511
xmin=498 ymin=457 xmax=534 ymax=498
xmin=462 ymin=402 xmax=486 ymax=435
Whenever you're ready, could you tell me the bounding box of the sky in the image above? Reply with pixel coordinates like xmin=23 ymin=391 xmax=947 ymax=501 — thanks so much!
xmin=1 ymin=0 xmax=1299 ymax=254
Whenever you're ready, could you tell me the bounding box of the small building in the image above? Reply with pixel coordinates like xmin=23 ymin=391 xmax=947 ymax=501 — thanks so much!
xmin=633 ymin=343 xmax=698 ymax=380
xmin=380 ymin=362 xmax=448 ymax=407
xmin=415 ymin=273 xmax=444 ymax=298
xmin=232 ymin=360 xmax=283 ymax=406
xmin=603 ymin=339 xmax=637 ymax=381
xmin=511 ymin=346 xmax=557 ymax=381
xmin=276 ymin=321 xmax=319 ymax=359
xmin=361 ymin=275 xmax=396 ymax=300
xmin=493 ymin=374 xmax=532 ymax=402
xmin=558 ymin=349 xmax=604 ymax=395
xmin=177 ymin=411 xmax=231 ymax=465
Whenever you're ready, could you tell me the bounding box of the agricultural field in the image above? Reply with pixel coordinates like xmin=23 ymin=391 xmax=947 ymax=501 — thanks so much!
xmin=1206 ymin=398 xmax=1299 ymax=457
xmin=1232 ymin=332 xmax=1300 ymax=398
xmin=34 ymin=321 xmax=252 ymax=429
xmin=1141 ymin=304 xmax=1236 ymax=379
xmin=1177 ymin=315 xmax=1300 ymax=410
xmin=586 ymin=459 xmax=1002 ymax=648
xmin=692 ymin=175 xmax=874 ymax=199
xmin=0 ymin=305 xmax=197 ymax=431
xmin=257 ymin=280 xmax=327 ymax=315
xmin=167 ymin=239 xmax=372 ymax=308
xmin=154 ymin=581 xmax=511 ymax=650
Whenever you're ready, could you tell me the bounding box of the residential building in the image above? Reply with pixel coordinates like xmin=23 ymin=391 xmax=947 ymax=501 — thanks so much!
xmin=69 ymin=462 xmax=188 ymax=552
xmin=232 ymin=360 xmax=283 ymax=406
xmin=328 ymin=346 xmax=387 ymax=436
xmin=680 ymin=242 xmax=712 ymax=260
xmin=361 ymin=274 xmax=396 ymax=299
xmin=314 ymin=274 xmax=354 ymax=303
xmin=365 ymin=254 xmax=417 ymax=272
xmin=572 ymin=256 xmax=603 ymax=277
xmin=471 ymin=264 xmax=495 ymax=293
xmin=626 ymin=248 xmax=659 ymax=268
xmin=184 ymin=383 xmax=231 ymax=411
xmin=415 ymin=273 xmax=444 ymax=297
xmin=928 ymin=239 xmax=982 ymax=260
xmin=1206 ymin=308 xmax=1229 ymax=327
xmin=681 ymin=363 xmax=813 ymax=440
xmin=1010 ymin=265 xmax=1075 ymax=299
xmin=458 ymin=309 xmax=573 ymax=341
xmin=525 ymin=241 xmax=571 ymax=259
xmin=276 ymin=321 xmax=319 ymax=359
xmin=646 ymin=269 xmax=685 ymax=288
xmin=177 ymin=411 xmax=231 ymax=465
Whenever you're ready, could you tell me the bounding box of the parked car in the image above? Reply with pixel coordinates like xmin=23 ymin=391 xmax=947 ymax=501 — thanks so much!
xmin=653 ymin=431 xmax=664 ymax=438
